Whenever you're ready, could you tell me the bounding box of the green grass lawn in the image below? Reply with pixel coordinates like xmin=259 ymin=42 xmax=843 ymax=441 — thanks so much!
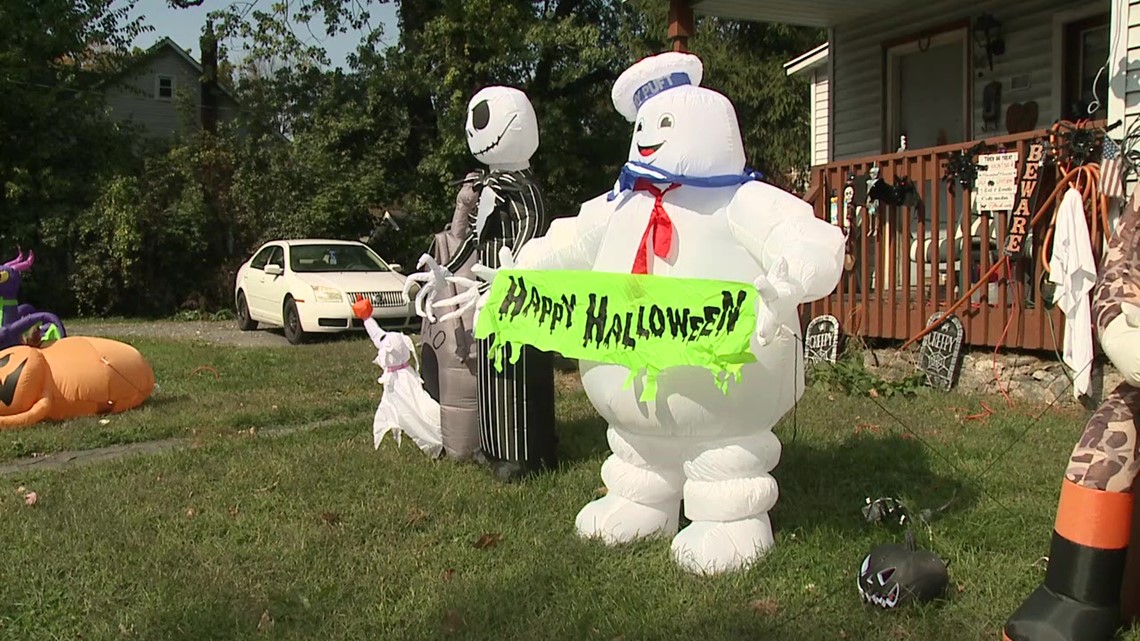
xmin=0 ymin=335 xmax=382 ymax=461
xmin=0 ymin=332 xmax=1130 ymax=640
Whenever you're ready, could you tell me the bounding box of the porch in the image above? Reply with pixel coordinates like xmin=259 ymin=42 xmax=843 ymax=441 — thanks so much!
xmin=800 ymin=127 xmax=1098 ymax=352
xmin=671 ymin=0 xmax=1125 ymax=352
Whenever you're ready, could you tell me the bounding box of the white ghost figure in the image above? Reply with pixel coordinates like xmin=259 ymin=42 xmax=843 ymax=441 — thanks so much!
xmin=465 ymin=86 xmax=539 ymax=171
xmin=360 ymin=310 xmax=444 ymax=458
xmin=492 ymin=51 xmax=846 ymax=574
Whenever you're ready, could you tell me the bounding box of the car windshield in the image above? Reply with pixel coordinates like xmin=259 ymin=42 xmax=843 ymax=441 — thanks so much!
xmin=289 ymin=244 xmax=389 ymax=273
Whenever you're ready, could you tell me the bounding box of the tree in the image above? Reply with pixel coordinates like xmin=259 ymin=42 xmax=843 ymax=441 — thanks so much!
xmin=0 ymin=0 xmax=150 ymax=309
xmin=65 ymin=0 xmax=821 ymax=315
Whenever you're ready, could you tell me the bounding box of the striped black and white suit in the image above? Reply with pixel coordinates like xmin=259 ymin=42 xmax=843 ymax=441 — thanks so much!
xmin=443 ymin=168 xmax=557 ymax=473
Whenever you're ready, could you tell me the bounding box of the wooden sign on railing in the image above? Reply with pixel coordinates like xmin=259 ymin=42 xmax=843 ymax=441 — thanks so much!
xmin=1004 ymin=141 xmax=1047 ymax=256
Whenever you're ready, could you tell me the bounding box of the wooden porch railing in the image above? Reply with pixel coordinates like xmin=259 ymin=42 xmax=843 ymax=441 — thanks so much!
xmin=802 ymin=127 xmax=1104 ymax=352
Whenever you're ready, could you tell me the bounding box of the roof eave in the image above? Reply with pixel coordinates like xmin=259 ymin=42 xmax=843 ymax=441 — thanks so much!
xmin=784 ymin=43 xmax=829 ymax=76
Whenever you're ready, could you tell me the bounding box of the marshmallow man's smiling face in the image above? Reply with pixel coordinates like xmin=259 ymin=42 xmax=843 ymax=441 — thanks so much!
xmin=633 ymin=111 xmax=676 ymax=159
xmin=624 ymin=87 xmax=746 ymax=178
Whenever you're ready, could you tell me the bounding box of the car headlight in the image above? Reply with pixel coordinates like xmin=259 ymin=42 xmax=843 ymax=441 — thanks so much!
xmin=312 ymin=285 xmax=343 ymax=303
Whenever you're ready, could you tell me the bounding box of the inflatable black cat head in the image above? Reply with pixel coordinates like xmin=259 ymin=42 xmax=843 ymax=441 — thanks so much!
xmin=857 ymin=540 xmax=949 ymax=609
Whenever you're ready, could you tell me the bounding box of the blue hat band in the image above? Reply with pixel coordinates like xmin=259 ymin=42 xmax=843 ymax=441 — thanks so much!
xmin=632 ymin=72 xmax=691 ymax=111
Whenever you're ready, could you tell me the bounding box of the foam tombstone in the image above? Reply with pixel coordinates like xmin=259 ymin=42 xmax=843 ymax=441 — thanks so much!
xmin=404 ymin=86 xmax=557 ymax=481
xmin=465 ymin=52 xmax=845 ymax=574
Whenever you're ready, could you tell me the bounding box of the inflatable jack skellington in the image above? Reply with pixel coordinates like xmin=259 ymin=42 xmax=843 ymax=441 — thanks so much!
xmin=404 ymin=86 xmax=558 ymax=481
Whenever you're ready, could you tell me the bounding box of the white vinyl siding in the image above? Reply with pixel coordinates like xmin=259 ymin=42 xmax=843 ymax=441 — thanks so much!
xmin=811 ymin=67 xmax=830 ymax=166
xmin=1124 ymin=0 xmax=1140 ymax=196
xmin=831 ymin=0 xmax=1109 ymax=160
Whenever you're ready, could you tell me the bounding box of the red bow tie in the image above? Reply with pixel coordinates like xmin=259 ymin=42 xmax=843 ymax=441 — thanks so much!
xmin=631 ymin=179 xmax=680 ymax=274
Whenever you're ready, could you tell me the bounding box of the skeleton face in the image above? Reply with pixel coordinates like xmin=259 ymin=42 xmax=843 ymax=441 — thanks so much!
xmin=465 ymin=86 xmax=539 ymax=169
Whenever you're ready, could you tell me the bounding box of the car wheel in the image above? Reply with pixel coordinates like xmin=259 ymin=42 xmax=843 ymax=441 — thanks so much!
xmin=236 ymin=291 xmax=258 ymax=331
xmin=283 ymin=297 xmax=307 ymax=345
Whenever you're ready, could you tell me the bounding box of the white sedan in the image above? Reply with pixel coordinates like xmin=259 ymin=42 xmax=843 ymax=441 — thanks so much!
xmin=234 ymin=239 xmax=417 ymax=344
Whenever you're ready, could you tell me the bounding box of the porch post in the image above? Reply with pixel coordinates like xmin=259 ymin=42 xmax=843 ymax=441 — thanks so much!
xmin=1110 ymin=0 xmax=1132 ymax=212
xmin=668 ymin=0 xmax=694 ymax=52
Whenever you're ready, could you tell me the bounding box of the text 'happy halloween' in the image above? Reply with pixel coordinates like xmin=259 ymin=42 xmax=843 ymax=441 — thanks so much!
xmin=494 ymin=274 xmax=748 ymax=350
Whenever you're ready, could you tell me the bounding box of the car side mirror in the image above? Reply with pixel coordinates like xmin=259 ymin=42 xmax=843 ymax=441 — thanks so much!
xmin=265 ymin=264 xmax=284 ymax=276
xmin=388 ymin=263 xmax=403 ymax=274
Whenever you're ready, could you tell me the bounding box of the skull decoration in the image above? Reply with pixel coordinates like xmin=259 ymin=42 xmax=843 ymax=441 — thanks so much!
xmin=464 ymin=86 xmax=539 ymax=170
xmin=857 ymin=541 xmax=950 ymax=609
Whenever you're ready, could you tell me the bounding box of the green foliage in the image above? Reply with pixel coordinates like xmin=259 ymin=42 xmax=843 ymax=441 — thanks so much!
xmin=6 ymin=0 xmax=823 ymax=317
xmin=0 ymin=0 xmax=151 ymax=309
xmin=807 ymin=339 xmax=928 ymax=399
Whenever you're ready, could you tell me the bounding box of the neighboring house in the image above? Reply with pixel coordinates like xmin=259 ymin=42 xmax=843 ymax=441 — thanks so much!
xmin=667 ymin=0 xmax=1127 ymax=356
xmin=102 ymin=37 xmax=240 ymax=140
xmin=784 ymin=43 xmax=830 ymax=169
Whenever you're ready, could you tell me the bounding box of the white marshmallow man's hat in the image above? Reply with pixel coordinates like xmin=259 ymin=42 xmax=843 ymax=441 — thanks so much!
xmin=611 ymin=51 xmax=705 ymax=122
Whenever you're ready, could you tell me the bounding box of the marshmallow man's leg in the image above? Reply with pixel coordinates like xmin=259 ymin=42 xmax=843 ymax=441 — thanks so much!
xmin=575 ymin=427 xmax=684 ymax=544
xmin=671 ymin=431 xmax=781 ymax=575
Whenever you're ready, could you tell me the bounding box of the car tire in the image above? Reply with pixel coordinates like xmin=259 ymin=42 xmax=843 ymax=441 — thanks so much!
xmin=283 ymin=297 xmax=307 ymax=345
xmin=236 ymin=291 xmax=258 ymax=331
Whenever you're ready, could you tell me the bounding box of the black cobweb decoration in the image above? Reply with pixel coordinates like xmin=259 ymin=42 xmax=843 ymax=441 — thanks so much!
xmin=941 ymin=141 xmax=995 ymax=194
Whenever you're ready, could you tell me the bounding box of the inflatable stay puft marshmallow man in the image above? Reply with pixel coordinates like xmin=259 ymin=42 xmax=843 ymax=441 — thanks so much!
xmin=457 ymin=52 xmax=845 ymax=574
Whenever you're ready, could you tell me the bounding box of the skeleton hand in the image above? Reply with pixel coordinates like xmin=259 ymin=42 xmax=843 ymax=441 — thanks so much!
xmin=469 ymin=246 xmax=516 ymax=285
xmin=401 ymin=254 xmax=453 ymax=322
xmin=752 ymin=258 xmax=804 ymax=347
xmin=432 ymin=248 xmax=517 ymax=325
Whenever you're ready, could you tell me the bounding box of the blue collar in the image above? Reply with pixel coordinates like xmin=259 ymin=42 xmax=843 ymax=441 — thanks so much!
xmin=607 ymin=161 xmax=764 ymax=202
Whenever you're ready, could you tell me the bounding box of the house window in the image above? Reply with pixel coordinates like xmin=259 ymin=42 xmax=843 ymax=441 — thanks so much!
xmin=884 ymin=26 xmax=971 ymax=152
xmin=156 ymin=75 xmax=175 ymax=101
xmin=1061 ymin=12 xmax=1110 ymax=121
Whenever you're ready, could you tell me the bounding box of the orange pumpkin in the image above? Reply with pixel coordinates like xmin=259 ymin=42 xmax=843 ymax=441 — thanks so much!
xmin=0 ymin=337 xmax=154 ymax=429
xmin=0 ymin=346 xmax=54 ymax=428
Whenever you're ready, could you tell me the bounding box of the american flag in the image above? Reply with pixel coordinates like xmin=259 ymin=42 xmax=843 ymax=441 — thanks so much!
xmin=1101 ymin=136 xmax=1125 ymax=199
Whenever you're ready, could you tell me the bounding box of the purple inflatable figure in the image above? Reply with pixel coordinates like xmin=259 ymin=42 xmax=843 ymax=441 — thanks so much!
xmin=0 ymin=250 xmax=66 ymax=349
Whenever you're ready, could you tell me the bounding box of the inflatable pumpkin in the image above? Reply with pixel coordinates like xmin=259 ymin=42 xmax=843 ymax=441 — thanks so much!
xmin=0 ymin=336 xmax=155 ymax=429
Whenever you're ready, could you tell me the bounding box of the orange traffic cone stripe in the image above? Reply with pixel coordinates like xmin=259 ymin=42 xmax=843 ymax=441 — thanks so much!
xmin=1053 ymin=480 xmax=1133 ymax=550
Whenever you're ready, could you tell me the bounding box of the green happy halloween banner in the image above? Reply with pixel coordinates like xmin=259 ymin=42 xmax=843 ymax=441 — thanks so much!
xmin=474 ymin=270 xmax=759 ymax=401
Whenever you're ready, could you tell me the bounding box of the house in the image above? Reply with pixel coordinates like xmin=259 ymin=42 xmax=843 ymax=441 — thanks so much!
xmin=667 ymin=0 xmax=1127 ymax=354
xmin=102 ymin=36 xmax=240 ymax=140
xmin=784 ymin=43 xmax=830 ymax=169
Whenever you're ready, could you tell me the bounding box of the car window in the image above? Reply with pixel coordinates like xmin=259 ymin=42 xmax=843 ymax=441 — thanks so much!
xmin=268 ymin=246 xmax=285 ymax=269
xmin=289 ymin=243 xmax=390 ymax=273
xmin=250 ymin=246 xmax=275 ymax=270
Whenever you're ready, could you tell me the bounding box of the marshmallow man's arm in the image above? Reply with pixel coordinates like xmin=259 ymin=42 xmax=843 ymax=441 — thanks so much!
xmin=513 ymin=194 xmax=613 ymax=271
xmin=727 ymin=181 xmax=845 ymax=303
